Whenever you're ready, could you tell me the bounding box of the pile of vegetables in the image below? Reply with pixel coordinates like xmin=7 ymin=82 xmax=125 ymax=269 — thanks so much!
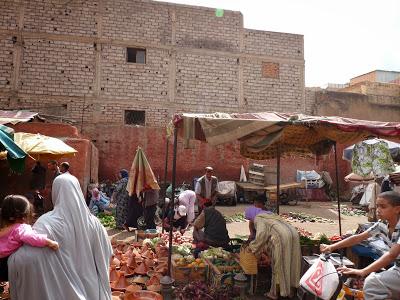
xmin=173 ymin=281 xmax=240 ymax=300
xmin=160 ymin=232 xmax=193 ymax=245
xmin=172 ymin=244 xmax=193 ymax=256
xmin=201 ymin=247 xmax=231 ymax=260
xmin=97 ymin=213 xmax=116 ymax=228
xmin=142 ymin=237 xmax=163 ymax=250
xmin=282 ymin=212 xmax=335 ymax=224
xmin=224 ymin=213 xmax=246 ymax=223
xmin=338 ymin=205 xmax=366 ymax=216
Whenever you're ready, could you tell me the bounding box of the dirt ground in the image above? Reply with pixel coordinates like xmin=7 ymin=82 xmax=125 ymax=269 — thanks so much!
xmin=109 ymin=201 xmax=367 ymax=242
xmin=221 ymin=201 xmax=367 ymax=238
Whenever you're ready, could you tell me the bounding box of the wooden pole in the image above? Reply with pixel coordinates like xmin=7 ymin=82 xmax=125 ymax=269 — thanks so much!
xmin=161 ymin=137 xmax=169 ymax=233
xmin=334 ymin=142 xmax=343 ymax=236
xmin=167 ymin=126 xmax=178 ymax=276
xmin=276 ymin=143 xmax=281 ymax=214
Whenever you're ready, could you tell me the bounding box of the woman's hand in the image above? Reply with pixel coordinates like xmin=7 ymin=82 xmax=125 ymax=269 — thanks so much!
xmin=337 ymin=266 xmax=366 ymax=277
xmin=320 ymin=244 xmax=332 ymax=253
xmin=46 ymin=239 xmax=59 ymax=251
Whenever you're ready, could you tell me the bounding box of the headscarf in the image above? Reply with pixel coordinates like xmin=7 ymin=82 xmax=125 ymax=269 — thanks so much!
xmin=9 ymin=173 xmax=112 ymax=300
xmin=120 ymin=169 xmax=129 ymax=179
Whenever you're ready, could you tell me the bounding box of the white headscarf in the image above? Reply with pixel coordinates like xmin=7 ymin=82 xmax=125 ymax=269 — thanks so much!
xmin=9 ymin=173 xmax=112 ymax=300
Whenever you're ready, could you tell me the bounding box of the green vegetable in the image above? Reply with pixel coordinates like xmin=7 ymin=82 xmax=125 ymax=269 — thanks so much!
xmin=224 ymin=213 xmax=246 ymax=223
xmin=97 ymin=213 xmax=116 ymax=228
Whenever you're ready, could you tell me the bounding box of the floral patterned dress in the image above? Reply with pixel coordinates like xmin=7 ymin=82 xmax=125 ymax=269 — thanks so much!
xmin=114 ymin=177 xmax=129 ymax=228
xmin=352 ymin=140 xmax=395 ymax=177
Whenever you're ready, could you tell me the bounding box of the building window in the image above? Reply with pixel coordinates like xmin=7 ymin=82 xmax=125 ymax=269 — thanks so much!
xmin=125 ymin=110 xmax=145 ymax=126
xmin=262 ymin=62 xmax=279 ymax=79
xmin=127 ymin=48 xmax=146 ymax=64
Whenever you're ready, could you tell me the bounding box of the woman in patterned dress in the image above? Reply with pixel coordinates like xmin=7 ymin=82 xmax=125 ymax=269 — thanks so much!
xmin=112 ymin=169 xmax=130 ymax=230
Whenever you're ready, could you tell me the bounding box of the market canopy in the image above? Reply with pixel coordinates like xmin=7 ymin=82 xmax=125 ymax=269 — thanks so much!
xmin=0 ymin=125 xmax=27 ymax=173
xmin=173 ymin=112 xmax=400 ymax=159
xmin=13 ymin=132 xmax=77 ymax=160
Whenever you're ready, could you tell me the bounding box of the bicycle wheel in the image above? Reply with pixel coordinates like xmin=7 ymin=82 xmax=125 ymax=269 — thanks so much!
xmin=137 ymin=216 xmax=146 ymax=229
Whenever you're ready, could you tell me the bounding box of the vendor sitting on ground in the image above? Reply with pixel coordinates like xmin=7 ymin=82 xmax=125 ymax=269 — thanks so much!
xmin=88 ymin=186 xmax=112 ymax=215
xmin=193 ymin=200 xmax=230 ymax=249
xmin=244 ymin=193 xmax=272 ymax=241
xmin=163 ymin=205 xmax=188 ymax=235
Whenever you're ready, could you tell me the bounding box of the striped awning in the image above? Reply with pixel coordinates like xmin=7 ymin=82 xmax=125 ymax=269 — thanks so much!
xmin=173 ymin=112 xmax=400 ymax=159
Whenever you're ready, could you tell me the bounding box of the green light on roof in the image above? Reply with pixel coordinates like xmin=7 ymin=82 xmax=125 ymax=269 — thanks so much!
xmin=215 ymin=8 xmax=224 ymax=17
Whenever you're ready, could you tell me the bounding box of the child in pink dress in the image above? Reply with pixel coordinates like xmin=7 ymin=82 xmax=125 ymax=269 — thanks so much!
xmin=0 ymin=195 xmax=59 ymax=282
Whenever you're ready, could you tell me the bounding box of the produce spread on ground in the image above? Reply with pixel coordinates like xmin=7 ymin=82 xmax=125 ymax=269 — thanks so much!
xmin=281 ymin=212 xmax=335 ymax=224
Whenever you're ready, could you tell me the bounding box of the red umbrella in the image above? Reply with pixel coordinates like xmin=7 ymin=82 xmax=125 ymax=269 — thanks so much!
xmin=127 ymin=147 xmax=160 ymax=197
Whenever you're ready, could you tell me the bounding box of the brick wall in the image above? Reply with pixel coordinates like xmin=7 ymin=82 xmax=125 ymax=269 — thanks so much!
xmin=350 ymin=71 xmax=376 ymax=86
xmin=0 ymin=1 xmax=18 ymax=31
xmin=243 ymin=29 xmax=303 ymax=59
xmin=0 ymin=36 xmax=14 ymax=90
xmin=22 ymin=0 xmax=98 ymax=36
xmin=102 ymin=0 xmax=171 ymax=44
xmin=20 ymin=39 xmax=95 ymax=96
xmin=175 ymin=53 xmax=239 ymax=110
xmin=0 ymin=0 xmax=306 ymax=182
xmin=175 ymin=5 xmax=241 ymax=52
xmin=243 ymin=59 xmax=303 ymax=111
xmin=101 ymin=46 xmax=169 ymax=101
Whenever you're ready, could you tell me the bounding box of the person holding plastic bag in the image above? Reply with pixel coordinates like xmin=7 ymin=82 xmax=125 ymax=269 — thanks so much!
xmin=320 ymin=191 xmax=400 ymax=300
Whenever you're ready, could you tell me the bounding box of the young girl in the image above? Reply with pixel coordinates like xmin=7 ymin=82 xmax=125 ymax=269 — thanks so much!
xmin=0 ymin=195 xmax=59 ymax=282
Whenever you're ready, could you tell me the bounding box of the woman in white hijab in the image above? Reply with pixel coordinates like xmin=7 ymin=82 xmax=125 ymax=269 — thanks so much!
xmin=9 ymin=173 xmax=112 ymax=300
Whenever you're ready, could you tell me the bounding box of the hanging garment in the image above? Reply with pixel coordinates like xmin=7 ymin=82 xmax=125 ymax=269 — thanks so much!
xmin=351 ymin=140 xmax=395 ymax=177
xmin=359 ymin=182 xmax=380 ymax=207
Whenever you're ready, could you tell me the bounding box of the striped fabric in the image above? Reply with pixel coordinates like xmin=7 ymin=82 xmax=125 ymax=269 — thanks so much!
xmin=367 ymin=219 xmax=400 ymax=263
xmin=249 ymin=213 xmax=301 ymax=298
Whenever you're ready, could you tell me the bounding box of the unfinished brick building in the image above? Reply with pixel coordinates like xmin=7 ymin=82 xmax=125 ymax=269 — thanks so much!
xmin=0 ymin=0 xmax=307 ymax=182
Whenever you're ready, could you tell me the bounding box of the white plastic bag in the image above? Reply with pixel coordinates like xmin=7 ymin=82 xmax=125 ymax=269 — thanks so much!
xmin=300 ymin=255 xmax=339 ymax=300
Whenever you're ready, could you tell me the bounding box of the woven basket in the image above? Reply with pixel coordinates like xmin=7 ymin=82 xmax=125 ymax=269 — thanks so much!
xmin=239 ymin=245 xmax=258 ymax=275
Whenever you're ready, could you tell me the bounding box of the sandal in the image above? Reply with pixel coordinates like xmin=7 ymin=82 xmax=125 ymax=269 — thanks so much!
xmin=264 ymin=292 xmax=278 ymax=300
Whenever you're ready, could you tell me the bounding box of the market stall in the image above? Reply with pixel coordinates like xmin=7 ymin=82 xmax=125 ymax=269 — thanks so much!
xmin=171 ymin=112 xmax=400 ymax=234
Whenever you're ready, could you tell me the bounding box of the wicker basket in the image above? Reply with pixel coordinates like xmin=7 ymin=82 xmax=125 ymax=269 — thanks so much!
xmin=239 ymin=245 xmax=258 ymax=275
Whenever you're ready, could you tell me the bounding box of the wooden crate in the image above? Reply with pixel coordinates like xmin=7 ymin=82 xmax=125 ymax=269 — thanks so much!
xmin=205 ymin=258 xmax=241 ymax=287
xmin=172 ymin=260 xmax=209 ymax=285
xmin=248 ymin=163 xmax=276 ymax=186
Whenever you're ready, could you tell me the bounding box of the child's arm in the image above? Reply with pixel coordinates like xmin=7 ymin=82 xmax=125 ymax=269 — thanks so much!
xmin=17 ymin=224 xmax=59 ymax=250
xmin=320 ymin=230 xmax=370 ymax=253
xmin=339 ymin=244 xmax=400 ymax=277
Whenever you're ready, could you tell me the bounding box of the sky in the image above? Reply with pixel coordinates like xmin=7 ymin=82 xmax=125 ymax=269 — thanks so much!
xmin=156 ymin=0 xmax=400 ymax=87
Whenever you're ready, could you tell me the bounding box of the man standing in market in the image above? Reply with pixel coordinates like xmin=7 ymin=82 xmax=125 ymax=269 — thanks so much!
xmin=43 ymin=160 xmax=61 ymax=211
xmin=195 ymin=166 xmax=219 ymax=213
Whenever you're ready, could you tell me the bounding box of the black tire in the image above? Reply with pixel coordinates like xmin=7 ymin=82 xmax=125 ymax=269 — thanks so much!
xmin=279 ymin=192 xmax=289 ymax=205
xmin=137 ymin=216 xmax=146 ymax=229
xmin=226 ymin=194 xmax=237 ymax=206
